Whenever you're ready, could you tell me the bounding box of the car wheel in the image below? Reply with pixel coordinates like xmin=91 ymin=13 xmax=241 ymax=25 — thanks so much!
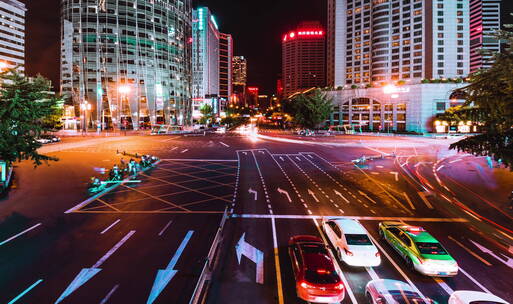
xmin=365 ymin=292 xmax=373 ymax=304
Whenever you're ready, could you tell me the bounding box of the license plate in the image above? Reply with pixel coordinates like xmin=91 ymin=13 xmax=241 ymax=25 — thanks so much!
xmin=439 ymin=272 xmax=447 ymax=276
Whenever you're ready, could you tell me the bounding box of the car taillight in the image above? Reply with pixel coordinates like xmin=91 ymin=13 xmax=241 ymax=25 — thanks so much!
xmin=334 ymin=283 xmax=345 ymax=290
xmin=344 ymin=248 xmax=353 ymax=256
xmin=375 ymin=252 xmax=380 ymax=257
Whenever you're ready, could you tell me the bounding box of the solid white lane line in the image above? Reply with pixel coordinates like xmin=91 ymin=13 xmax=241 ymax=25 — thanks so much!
xmin=366 ymin=267 xmax=380 ymax=281
xmin=312 ymin=219 xmax=358 ymax=304
xmin=434 ymin=278 xmax=454 ymax=295
xmin=458 ymin=267 xmax=492 ymax=294
xmin=158 ymin=220 xmax=173 ymax=236
xmin=403 ymin=192 xmax=416 ymax=210
xmin=447 ymin=236 xmax=492 ymax=266
xmin=271 ymin=217 xmax=285 ymax=304
xmin=93 ymin=231 xmax=136 ymax=268
xmin=100 ymin=219 xmax=121 ymax=234
xmin=99 ymin=284 xmax=119 ymax=304
xmin=219 ymin=141 xmax=230 ymax=147
xmin=233 ymin=214 xmax=468 ymax=222
xmin=0 ymin=223 xmax=42 ymax=246
xmin=367 ymin=234 xmax=427 ymax=299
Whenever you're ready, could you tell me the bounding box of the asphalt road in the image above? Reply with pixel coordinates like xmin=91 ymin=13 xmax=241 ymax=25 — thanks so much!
xmin=0 ymin=131 xmax=512 ymax=303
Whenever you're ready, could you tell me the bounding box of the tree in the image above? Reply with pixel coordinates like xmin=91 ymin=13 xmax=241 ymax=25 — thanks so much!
xmin=199 ymin=104 xmax=214 ymax=125
xmin=0 ymin=70 xmax=60 ymax=167
xmin=447 ymin=26 xmax=513 ymax=169
xmin=290 ymin=89 xmax=333 ymax=129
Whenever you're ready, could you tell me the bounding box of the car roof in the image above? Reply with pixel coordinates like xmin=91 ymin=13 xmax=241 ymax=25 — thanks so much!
xmin=450 ymin=291 xmax=509 ymax=304
xmin=397 ymin=226 xmax=439 ymax=243
xmin=300 ymin=243 xmax=335 ymax=271
xmin=331 ymin=218 xmax=367 ymax=234
xmin=367 ymin=279 xmax=414 ymax=293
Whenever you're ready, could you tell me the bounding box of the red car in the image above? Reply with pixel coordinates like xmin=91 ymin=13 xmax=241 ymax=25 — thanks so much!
xmin=288 ymin=235 xmax=346 ymax=303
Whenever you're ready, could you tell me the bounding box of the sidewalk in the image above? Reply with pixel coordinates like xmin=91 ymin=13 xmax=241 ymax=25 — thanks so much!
xmin=55 ymin=129 xmax=150 ymax=137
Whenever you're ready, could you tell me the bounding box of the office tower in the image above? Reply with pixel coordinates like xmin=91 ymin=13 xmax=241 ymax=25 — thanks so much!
xmin=327 ymin=0 xmax=470 ymax=87
xmin=60 ymin=0 xmax=192 ymax=129
xmin=470 ymin=0 xmax=502 ymax=73
xmin=232 ymin=56 xmax=247 ymax=105
xmin=219 ymin=33 xmax=233 ymax=102
xmin=282 ymin=21 xmax=326 ymax=97
xmin=0 ymin=0 xmax=25 ymax=71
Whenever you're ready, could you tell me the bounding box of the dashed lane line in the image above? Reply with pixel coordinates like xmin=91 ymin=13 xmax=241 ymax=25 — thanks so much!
xmin=158 ymin=220 xmax=173 ymax=237
xmin=8 ymin=279 xmax=44 ymax=304
xmin=0 ymin=223 xmax=43 ymax=246
xmin=99 ymin=284 xmax=119 ymax=304
xmin=100 ymin=219 xmax=121 ymax=234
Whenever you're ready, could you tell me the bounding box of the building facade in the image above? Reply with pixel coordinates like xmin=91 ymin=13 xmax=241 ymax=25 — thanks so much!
xmin=0 ymin=0 xmax=25 ymax=71
xmin=327 ymin=0 xmax=470 ymax=88
xmin=282 ymin=21 xmax=326 ymax=97
xmin=470 ymin=0 xmax=501 ymax=74
xmin=232 ymin=55 xmax=247 ymax=105
xmin=60 ymin=0 xmax=192 ymax=129
xmin=219 ymin=33 xmax=233 ymax=103
xmin=192 ymin=7 xmax=220 ymax=120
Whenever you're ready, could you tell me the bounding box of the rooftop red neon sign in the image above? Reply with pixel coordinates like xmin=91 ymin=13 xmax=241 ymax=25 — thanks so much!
xmin=283 ymin=29 xmax=324 ymax=42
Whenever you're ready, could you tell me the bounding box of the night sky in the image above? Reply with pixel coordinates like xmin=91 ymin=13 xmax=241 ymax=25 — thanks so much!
xmin=23 ymin=1 xmax=513 ymax=95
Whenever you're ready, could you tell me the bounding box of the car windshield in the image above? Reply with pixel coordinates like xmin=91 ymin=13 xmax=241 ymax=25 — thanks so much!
xmin=389 ymin=290 xmax=432 ymax=303
xmin=416 ymin=242 xmax=447 ymax=255
xmin=345 ymin=234 xmax=372 ymax=245
xmin=304 ymin=269 xmax=340 ymax=284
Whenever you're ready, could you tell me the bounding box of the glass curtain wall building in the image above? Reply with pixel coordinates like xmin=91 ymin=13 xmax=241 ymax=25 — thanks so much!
xmin=0 ymin=0 xmax=25 ymax=71
xmin=60 ymin=0 xmax=193 ymax=130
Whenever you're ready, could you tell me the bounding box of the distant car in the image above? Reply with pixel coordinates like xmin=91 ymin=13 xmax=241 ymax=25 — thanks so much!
xmin=322 ymin=218 xmax=381 ymax=267
xmin=35 ymin=137 xmax=52 ymax=144
xmin=288 ymin=235 xmax=345 ymax=303
xmin=449 ymin=291 xmax=509 ymax=304
xmin=366 ymin=279 xmax=436 ymax=304
xmin=40 ymin=134 xmax=61 ymax=142
xmin=378 ymin=222 xmax=458 ymax=277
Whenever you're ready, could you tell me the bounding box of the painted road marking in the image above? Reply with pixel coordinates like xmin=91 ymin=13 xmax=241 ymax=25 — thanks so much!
xmin=232 ymin=214 xmax=468 ymax=222
xmin=403 ymin=193 xmax=416 ymax=210
xmin=248 ymin=188 xmax=258 ymax=200
xmin=180 ymin=149 xmax=189 ymax=153
xmin=99 ymin=284 xmax=119 ymax=304
xmin=390 ymin=171 xmax=399 ymax=181
xmin=220 ymin=142 xmax=230 ymax=147
xmin=8 ymin=279 xmax=43 ymax=304
xmin=277 ymin=188 xmax=292 ymax=202
xmin=447 ymin=236 xmax=492 ymax=266
xmin=160 ymin=158 xmax=237 ymax=162
xmin=158 ymin=220 xmax=173 ymax=236
xmin=100 ymin=219 xmax=121 ymax=234
xmin=236 ymin=233 xmax=264 ymax=284
xmin=358 ymin=191 xmax=378 ymax=205
xmin=458 ymin=267 xmax=492 ymax=294
xmin=55 ymin=231 xmax=136 ymax=304
xmin=308 ymin=189 xmax=320 ymax=202
xmin=366 ymin=267 xmax=380 ymax=281
xmin=434 ymin=278 xmax=454 ymax=295
xmin=470 ymin=239 xmax=513 ymax=269
xmin=171 ymin=147 xmax=178 ymax=151
xmin=334 ymin=190 xmax=350 ymax=203
xmin=147 ymin=231 xmax=194 ymax=304
xmin=0 ymin=223 xmax=42 ymax=246
xmin=271 ymin=217 xmax=285 ymax=304
xmin=417 ymin=191 xmax=434 ymax=209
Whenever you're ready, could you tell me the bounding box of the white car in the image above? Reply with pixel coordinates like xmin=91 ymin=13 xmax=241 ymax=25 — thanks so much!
xmin=449 ymin=291 xmax=509 ymax=304
xmin=323 ymin=218 xmax=381 ymax=267
xmin=366 ymin=279 xmax=435 ymax=304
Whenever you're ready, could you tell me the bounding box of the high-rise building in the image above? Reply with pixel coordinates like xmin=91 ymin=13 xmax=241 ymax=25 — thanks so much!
xmin=219 ymin=33 xmax=233 ymax=102
xmin=282 ymin=21 xmax=326 ymax=97
xmin=192 ymin=7 xmax=220 ymax=119
xmin=325 ymin=0 xmax=472 ymax=133
xmin=327 ymin=0 xmax=470 ymax=87
xmin=232 ymin=56 xmax=247 ymax=105
xmin=0 ymin=0 xmax=25 ymax=71
xmin=470 ymin=0 xmax=502 ymax=74
xmin=232 ymin=56 xmax=247 ymax=86
xmin=60 ymin=0 xmax=192 ymax=129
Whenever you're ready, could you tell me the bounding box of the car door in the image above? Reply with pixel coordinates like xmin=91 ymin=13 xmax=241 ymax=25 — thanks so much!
xmin=397 ymin=232 xmax=413 ymax=259
xmin=325 ymin=221 xmax=339 ymax=246
xmin=290 ymin=244 xmax=302 ymax=277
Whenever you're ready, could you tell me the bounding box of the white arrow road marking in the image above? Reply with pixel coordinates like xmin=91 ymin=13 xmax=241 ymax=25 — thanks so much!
xmin=147 ymin=231 xmax=194 ymax=304
xmin=390 ymin=171 xmax=399 ymax=181
xmin=334 ymin=190 xmax=350 ymax=203
xmin=249 ymin=188 xmax=258 ymax=200
xmin=308 ymin=189 xmax=320 ymax=203
xmin=470 ymin=239 xmax=513 ymax=269
xmin=358 ymin=191 xmax=378 ymax=205
xmin=236 ymin=233 xmax=264 ymax=284
xmin=181 ymin=149 xmax=189 ymax=153
xmin=417 ymin=192 xmax=434 ymax=209
xmin=55 ymin=231 xmax=135 ymax=304
xmin=277 ymin=188 xmax=292 ymax=202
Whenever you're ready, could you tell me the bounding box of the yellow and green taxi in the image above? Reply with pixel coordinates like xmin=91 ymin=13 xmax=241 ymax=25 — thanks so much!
xmin=378 ymin=222 xmax=458 ymax=277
